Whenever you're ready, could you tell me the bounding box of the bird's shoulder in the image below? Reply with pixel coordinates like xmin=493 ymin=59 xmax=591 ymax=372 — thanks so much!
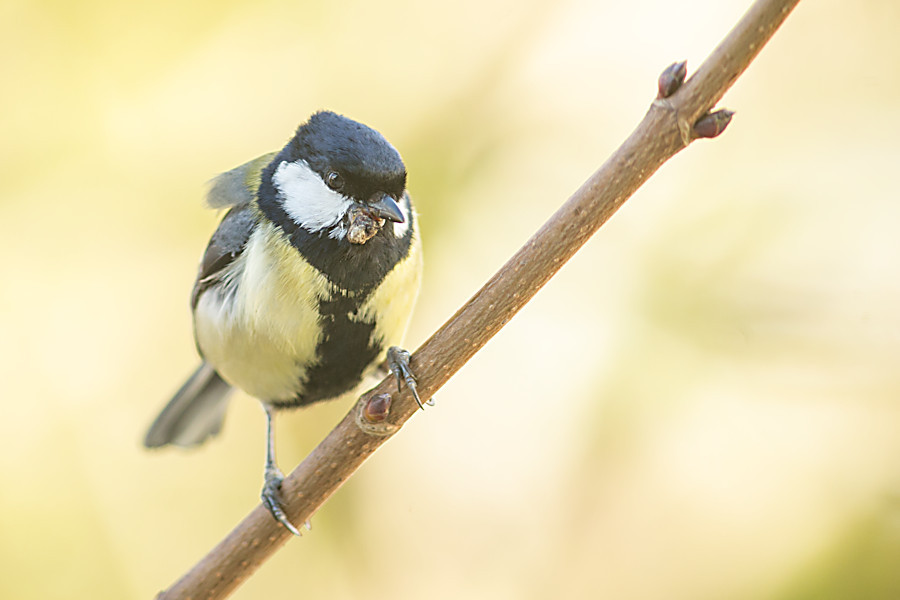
xmin=191 ymin=151 xmax=277 ymax=307
xmin=206 ymin=151 xmax=277 ymax=209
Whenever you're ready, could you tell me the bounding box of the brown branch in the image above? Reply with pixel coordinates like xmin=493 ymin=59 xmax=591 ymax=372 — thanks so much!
xmin=156 ymin=0 xmax=802 ymax=597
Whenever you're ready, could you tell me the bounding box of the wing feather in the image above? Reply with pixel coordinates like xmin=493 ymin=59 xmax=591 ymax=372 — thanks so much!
xmin=190 ymin=152 xmax=276 ymax=307
xmin=191 ymin=205 xmax=256 ymax=309
xmin=206 ymin=151 xmax=277 ymax=209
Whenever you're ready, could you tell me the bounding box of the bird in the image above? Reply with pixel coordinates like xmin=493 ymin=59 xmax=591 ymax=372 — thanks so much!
xmin=144 ymin=110 xmax=423 ymax=535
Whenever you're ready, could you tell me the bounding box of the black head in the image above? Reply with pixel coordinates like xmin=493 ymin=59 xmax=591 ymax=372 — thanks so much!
xmin=289 ymin=111 xmax=407 ymax=202
xmin=254 ymin=112 xmax=416 ymax=289
xmin=257 ymin=111 xmax=410 ymax=241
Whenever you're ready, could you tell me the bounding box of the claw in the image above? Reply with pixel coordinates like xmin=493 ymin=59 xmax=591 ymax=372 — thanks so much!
xmin=386 ymin=346 xmax=425 ymax=410
xmin=262 ymin=467 xmax=303 ymax=536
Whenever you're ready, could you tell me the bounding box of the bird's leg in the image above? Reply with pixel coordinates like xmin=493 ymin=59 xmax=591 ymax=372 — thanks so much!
xmin=260 ymin=404 xmax=302 ymax=536
xmin=386 ymin=346 xmax=431 ymax=409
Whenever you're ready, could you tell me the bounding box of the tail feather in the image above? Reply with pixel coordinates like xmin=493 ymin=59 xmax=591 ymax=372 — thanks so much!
xmin=144 ymin=363 xmax=233 ymax=448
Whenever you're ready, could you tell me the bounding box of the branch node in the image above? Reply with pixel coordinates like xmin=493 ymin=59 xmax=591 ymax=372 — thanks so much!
xmin=651 ymin=97 xmax=693 ymax=147
xmin=356 ymin=393 xmax=400 ymax=436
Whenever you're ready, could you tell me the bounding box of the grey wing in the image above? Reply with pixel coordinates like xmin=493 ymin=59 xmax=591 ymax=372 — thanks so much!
xmin=191 ymin=205 xmax=256 ymax=309
xmin=206 ymin=151 xmax=276 ymax=209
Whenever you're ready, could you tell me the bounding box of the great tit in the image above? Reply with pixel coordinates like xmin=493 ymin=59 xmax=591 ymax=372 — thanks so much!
xmin=144 ymin=111 xmax=423 ymax=535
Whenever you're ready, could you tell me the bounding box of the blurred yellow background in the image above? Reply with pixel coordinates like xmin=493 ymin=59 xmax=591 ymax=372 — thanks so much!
xmin=2 ymin=0 xmax=899 ymax=598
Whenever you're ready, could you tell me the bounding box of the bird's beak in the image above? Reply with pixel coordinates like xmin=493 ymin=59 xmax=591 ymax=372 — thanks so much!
xmin=367 ymin=193 xmax=405 ymax=223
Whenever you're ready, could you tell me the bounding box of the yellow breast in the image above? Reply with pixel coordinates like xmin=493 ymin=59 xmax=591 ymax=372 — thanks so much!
xmin=193 ymin=220 xmax=422 ymax=403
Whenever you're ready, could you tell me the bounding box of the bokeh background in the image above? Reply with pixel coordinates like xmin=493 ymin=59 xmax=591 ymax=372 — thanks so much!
xmin=2 ymin=0 xmax=899 ymax=598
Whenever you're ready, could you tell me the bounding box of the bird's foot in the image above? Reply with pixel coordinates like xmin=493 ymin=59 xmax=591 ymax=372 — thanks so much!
xmin=386 ymin=346 xmax=432 ymax=409
xmin=261 ymin=467 xmax=303 ymax=536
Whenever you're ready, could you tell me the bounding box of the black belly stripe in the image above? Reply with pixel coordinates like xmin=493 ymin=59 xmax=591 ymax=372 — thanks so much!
xmin=271 ymin=293 xmax=382 ymax=409
xmin=253 ymin=153 xmax=415 ymax=408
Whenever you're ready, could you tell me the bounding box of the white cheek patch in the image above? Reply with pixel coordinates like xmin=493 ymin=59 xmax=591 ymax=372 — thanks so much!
xmin=273 ymin=160 xmax=353 ymax=234
xmin=393 ymin=194 xmax=412 ymax=238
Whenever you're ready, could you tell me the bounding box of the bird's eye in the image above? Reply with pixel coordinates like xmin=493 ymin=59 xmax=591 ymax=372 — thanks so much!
xmin=325 ymin=171 xmax=344 ymax=191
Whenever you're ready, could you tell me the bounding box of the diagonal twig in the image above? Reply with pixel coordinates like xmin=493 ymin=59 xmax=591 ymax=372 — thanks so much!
xmin=156 ymin=1 xmax=803 ymax=597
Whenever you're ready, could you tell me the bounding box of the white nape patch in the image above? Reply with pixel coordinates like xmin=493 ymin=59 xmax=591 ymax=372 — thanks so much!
xmin=273 ymin=160 xmax=352 ymax=235
xmin=393 ymin=194 xmax=412 ymax=238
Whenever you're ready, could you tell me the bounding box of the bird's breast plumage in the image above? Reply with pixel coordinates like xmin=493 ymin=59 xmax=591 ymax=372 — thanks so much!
xmin=193 ymin=214 xmax=422 ymax=406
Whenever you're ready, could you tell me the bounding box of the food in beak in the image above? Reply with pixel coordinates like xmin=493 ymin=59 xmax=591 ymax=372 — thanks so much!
xmin=347 ymin=206 xmax=383 ymax=245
